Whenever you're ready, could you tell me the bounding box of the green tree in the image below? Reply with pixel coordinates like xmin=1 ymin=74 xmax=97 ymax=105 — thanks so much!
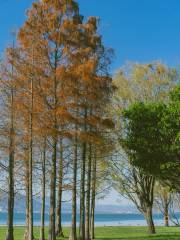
xmin=122 ymin=85 xmax=180 ymax=192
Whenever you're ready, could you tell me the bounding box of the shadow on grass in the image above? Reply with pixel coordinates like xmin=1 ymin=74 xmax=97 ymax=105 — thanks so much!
xmin=96 ymin=235 xmax=180 ymax=240
xmin=58 ymin=233 xmax=180 ymax=240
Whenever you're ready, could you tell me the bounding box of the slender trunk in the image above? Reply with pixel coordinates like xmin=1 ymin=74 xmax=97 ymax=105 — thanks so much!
xmin=90 ymin=150 xmax=97 ymax=240
xmin=85 ymin=144 xmax=92 ymax=240
xmin=90 ymin=203 xmax=95 ymax=240
xmin=145 ymin=206 xmax=156 ymax=234
xmin=40 ymin=138 xmax=46 ymax=240
xmin=79 ymin=109 xmax=87 ymax=240
xmin=79 ymin=142 xmax=86 ymax=240
xmin=6 ymin=43 xmax=15 ymax=240
xmin=24 ymin=157 xmax=29 ymax=240
xmin=48 ymin=137 xmax=57 ymax=240
xmin=164 ymin=200 xmax=169 ymax=227
xmin=6 ymin=127 xmax=15 ymax=240
xmin=69 ymin=135 xmax=78 ymax=240
xmin=49 ymin=47 xmax=58 ymax=240
xmin=28 ymin=70 xmax=34 ymax=240
xmin=56 ymin=138 xmax=64 ymax=237
xmin=28 ymin=127 xmax=33 ymax=240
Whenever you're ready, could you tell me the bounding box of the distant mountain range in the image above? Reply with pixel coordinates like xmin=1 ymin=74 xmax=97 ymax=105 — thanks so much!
xmin=0 ymin=193 xmax=138 ymax=214
xmin=0 ymin=193 xmax=48 ymax=213
xmin=0 ymin=193 xmax=72 ymax=213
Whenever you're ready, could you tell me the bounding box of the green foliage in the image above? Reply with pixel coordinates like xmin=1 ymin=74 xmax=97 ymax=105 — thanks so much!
xmin=170 ymin=84 xmax=180 ymax=102
xmin=121 ymin=85 xmax=180 ymax=190
xmin=122 ymin=102 xmax=167 ymax=174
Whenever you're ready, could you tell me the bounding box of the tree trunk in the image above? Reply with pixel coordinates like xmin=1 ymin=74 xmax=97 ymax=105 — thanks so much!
xmin=28 ymin=127 xmax=33 ymax=240
xmin=164 ymin=201 xmax=169 ymax=227
xmin=49 ymin=49 xmax=58 ymax=240
xmin=79 ymin=109 xmax=87 ymax=240
xmin=6 ymin=127 xmax=15 ymax=240
xmin=48 ymin=138 xmax=57 ymax=240
xmin=79 ymin=142 xmax=86 ymax=240
xmin=69 ymin=136 xmax=78 ymax=240
xmin=90 ymin=150 xmax=97 ymax=240
xmin=145 ymin=207 xmax=156 ymax=234
xmin=40 ymin=138 xmax=46 ymax=240
xmin=6 ymin=47 xmax=15 ymax=240
xmin=56 ymin=138 xmax=64 ymax=237
xmin=24 ymin=158 xmax=29 ymax=240
xmin=28 ymin=83 xmax=34 ymax=240
xmin=85 ymin=144 xmax=92 ymax=240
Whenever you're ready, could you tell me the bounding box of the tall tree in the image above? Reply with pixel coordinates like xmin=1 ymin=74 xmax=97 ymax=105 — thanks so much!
xmin=1 ymin=2 xmax=114 ymax=240
xmin=1 ymin=39 xmax=17 ymax=240
xmin=13 ymin=1 xmax=82 ymax=240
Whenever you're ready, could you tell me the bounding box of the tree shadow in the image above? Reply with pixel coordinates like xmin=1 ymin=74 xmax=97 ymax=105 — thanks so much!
xmin=96 ymin=235 xmax=180 ymax=240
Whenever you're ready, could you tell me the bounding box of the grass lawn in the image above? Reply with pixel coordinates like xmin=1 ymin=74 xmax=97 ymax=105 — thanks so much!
xmin=0 ymin=226 xmax=180 ymax=240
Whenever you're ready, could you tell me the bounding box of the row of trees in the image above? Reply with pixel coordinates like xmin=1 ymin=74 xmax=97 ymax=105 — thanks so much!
xmin=0 ymin=1 xmax=114 ymax=240
xmin=1 ymin=1 xmax=179 ymax=239
xmin=111 ymin=62 xmax=180 ymax=234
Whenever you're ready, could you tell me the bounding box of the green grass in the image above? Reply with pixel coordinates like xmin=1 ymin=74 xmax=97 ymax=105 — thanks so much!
xmin=0 ymin=226 xmax=180 ymax=240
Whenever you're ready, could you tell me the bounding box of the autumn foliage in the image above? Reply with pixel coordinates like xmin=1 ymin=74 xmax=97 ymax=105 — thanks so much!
xmin=0 ymin=1 xmax=114 ymax=240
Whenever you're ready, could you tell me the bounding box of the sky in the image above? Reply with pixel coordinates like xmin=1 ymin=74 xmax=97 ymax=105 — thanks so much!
xmin=0 ymin=0 xmax=180 ymax=205
xmin=1 ymin=0 xmax=180 ymax=73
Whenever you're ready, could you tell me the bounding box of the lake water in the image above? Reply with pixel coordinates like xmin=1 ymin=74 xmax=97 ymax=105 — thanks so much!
xmin=0 ymin=212 xmax=175 ymax=226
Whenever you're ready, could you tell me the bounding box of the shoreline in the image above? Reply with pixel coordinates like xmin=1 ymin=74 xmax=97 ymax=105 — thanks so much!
xmin=0 ymin=220 xmax=167 ymax=227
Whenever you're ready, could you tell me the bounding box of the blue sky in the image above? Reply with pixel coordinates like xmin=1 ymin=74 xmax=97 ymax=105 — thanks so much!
xmin=1 ymin=0 xmax=180 ymax=75
xmin=0 ymin=0 xmax=179 ymax=205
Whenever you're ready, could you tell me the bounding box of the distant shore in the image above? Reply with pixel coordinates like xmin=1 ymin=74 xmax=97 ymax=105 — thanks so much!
xmin=0 ymin=212 xmax=178 ymax=227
